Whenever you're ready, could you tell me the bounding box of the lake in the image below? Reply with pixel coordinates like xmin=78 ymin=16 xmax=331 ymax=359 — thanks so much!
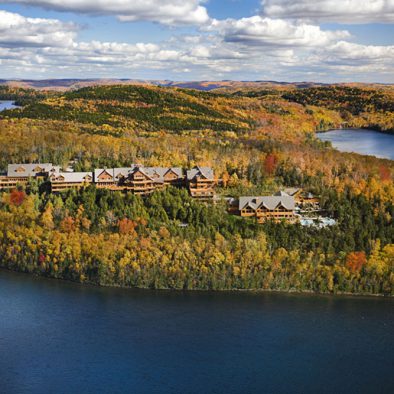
xmin=0 ymin=269 xmax=393 ymax=394
xmin=317 ymin=129 xmax=394 ymax=160
xmin=0 ymin=100 xmax=20 ymax=111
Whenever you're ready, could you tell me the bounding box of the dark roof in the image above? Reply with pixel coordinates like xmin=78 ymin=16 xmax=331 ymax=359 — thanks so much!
xmin=186 ymin=166 xmax=214 ymax=181
xmin=239 ymin=196 xmax=295 ymax=211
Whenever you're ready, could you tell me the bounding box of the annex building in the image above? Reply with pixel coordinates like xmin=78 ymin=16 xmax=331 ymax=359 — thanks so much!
xmin=237 ymin=195 xmax=296 ymax=223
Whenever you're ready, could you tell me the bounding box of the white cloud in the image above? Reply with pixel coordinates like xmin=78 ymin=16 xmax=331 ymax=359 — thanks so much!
xmin=0 ymin=0 xmax=209 ymax=25
xmin=0 ymin=10 xmax=393 ymax=82
xmin=207 ymin=16 xmax=349 ymax=47
xmin=0 ymin=10 xmax=76 ymax=47
xmin=262 ymin=0 xmax=394 ymax=23
xmin=311 ymin=41 xmax=394 ymax=77
xmin=325 ymin=41 xmax=394 ymax=63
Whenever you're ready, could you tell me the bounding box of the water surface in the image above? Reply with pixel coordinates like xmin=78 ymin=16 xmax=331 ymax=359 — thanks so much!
xmin=318 ymin=129 xmax=394 ymax=160
xmin=0 ymin=270 xmax=393 ymax=394
xmin=0 ymin=100 xmax=20 ymax=111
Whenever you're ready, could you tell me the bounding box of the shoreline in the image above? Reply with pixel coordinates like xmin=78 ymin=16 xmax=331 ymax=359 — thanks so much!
xmin=315 ymin=127 xmax=394 ymax=161
xmin=1 ymin=267 xmax=391 ymax=299
xmin=316 ymin=126 xmax=394 ymax=136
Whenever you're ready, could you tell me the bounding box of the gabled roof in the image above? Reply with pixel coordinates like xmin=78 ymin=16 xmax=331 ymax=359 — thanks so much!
xmin=239 ymin=196 xmax=295 ymax=211
xmin=15 ymin=165 xmax=25 ymax=173
xmin=7 ymin=163 xmax=59 ymax=177
xmin=130 ymin=166 xmax=155 ymax=181
xmin=283 ymin=188 xmax=300 ymax=196
xmin=93 ymin=166 xmax=182 ymax=183
xmin=94 ymin=168 xmax=114 ymax=182
xmin=94 ymin=167 xmax=139 ymax=182
xmin=51 ymin=172 xmax=93 ymax=183
xmin=274 ymin=191 xmax=290 ymax=197
xmin=164 ymin=167 xmax=183 ymax=178
xmin=144 ymin=167 xmax=183 ymax=182
xmin=275 ymin=188 xmax=301 ymax=197
xmin=113 ymin=168 xmax=131 ymax=179
xmin=186 ymin=166 xmax=214 ymax=181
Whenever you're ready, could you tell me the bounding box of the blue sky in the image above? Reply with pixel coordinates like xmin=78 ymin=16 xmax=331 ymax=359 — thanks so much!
xmin=0 ymin=0 xmax=393 ymax=82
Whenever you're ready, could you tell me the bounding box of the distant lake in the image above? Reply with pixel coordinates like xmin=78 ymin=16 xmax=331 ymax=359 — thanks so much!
xmin=0 ymin=100 xmax=20 ymax=111
xmin=317 ymin=129 xmax=394 ymax=160
xmin=0 ymin=269 xmax=393 ymax=394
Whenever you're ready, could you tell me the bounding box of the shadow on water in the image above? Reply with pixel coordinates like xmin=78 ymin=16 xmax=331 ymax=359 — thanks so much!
xmin=0 ymin=269 xmax=393 ymax=394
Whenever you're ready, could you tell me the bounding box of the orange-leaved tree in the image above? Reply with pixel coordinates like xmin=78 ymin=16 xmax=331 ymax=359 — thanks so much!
xmin=346 ymin=251 xmax=367 ymax=273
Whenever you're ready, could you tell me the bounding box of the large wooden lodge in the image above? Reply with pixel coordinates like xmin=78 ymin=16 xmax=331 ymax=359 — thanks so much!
xmin=0 ymin=163 xmax=217 ymax=200
xmin=236 ymin=195 xmax=296 ymax=223
xmin=94 ymin=166 xmax=184 ymax=194
xmin=0 ymin=163 xmax=61 ymax=190
xmin=186 ymin=167 xmax=216 ymax=201
xmin=0 ymin=163 xmax=320 ymax=223
xmin=229 ymin=187 xmax=320 ymax=223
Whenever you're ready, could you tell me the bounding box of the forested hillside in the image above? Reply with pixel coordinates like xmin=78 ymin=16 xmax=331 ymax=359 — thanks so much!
xmin=2 ymin=83 xmax=393 ymax=136
xmin=0 ymin=84 xmax=393 ymax=294
xmin=231 ymin=85 xmax=394 ymax=133
xmin=1 ymin=85 xmax=254 ymax=135
xmin=0 ymin=186 xmax=392 ymax=293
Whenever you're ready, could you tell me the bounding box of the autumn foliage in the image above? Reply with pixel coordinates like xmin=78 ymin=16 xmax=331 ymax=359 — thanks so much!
xmin=60 ymin=216 xmax=75 ymax=233
xmin=379 ymin=165 xmax=391 ymax=182
xmin=0 ymin=84 xmax=393 ymax=295
xmin=10 ymin=190 xmax=26 ymax=206
xmin=264 ymin=154 xmax=277 ymax=175
xmin=346 ymin=252 xmax=367 ymax=273
xmin=118 ymin=218 xmax=137 ymax=235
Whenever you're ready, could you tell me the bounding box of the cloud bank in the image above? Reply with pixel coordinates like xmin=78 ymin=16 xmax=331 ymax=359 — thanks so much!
xmin=0 ymin=0 xmax=209 ymax=25
xmin=0 ymin=5 xmax=393 ymax=82
xmin=262 ymin=0 xmax=394 ymax=23
xmin=208 ymin=16 xmax=349 ymax=47
xmin=0 ymin=10 xmax=76 ymax=47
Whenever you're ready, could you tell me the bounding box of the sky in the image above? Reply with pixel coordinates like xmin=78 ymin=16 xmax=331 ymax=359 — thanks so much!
xmin=0 ymin=0 xmax=394 ymax=82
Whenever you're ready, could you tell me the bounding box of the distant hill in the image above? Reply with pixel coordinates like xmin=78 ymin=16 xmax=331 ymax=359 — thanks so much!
xmin=2 ymin=78 xmax=391 ymax=92
xmin=1 ymin=81 xmax=393 ymax=134
xmin=0 ymin=83 xmax=256 ymax=135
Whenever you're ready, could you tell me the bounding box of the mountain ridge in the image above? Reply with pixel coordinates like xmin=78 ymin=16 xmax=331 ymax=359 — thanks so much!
xmin=1 ymin=78 xmax=392 ymax=92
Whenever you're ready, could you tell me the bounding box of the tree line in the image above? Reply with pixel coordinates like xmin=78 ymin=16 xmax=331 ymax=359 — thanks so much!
xmin=0 ymin=185 xmax=392 ymax=294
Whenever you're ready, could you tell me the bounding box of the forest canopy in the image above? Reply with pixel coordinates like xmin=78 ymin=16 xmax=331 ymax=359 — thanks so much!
xmin=0 ymin=83 xmax=393 ymax=295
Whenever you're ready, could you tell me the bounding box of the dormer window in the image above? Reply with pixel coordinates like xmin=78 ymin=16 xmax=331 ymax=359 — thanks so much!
xmin=33 ymin=166 xmax=43 ymax=173
xmin=98 ymin=170 xmax=112 ymax=180
xmin=15 ymin=166 xmax=25 ymax=173
xmin=164 ymin=169 xmax=178 ymax=179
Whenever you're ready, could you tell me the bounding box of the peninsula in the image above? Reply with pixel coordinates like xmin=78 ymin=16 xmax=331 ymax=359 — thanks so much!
xmin=0 ymin=83 xmax=393 ymax=295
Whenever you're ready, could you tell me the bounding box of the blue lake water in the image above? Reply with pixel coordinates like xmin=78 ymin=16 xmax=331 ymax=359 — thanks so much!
xmin=0 ymin=269 xmax=393 ymax=394
xmin=317 ymin=129 xmax=394 ymax=160
xmin=0 ymin=100 xmax=20 ymax=111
